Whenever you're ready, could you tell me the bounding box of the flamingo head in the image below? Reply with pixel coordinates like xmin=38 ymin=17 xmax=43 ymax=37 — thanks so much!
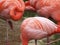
xmin=10 ymin=0 xmax=25 ymax=21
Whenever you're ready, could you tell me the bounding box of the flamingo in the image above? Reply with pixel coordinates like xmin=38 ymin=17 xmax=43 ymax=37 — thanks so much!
xmin=0 ymin=0 xmax=25 ymax=29
xmin=20 ymin=17 xmax=60 ymax=45
xmin=0 ymin=0 xmax=25 ymax=45
xmin=25 ymin=0 xmax=60 ymax=25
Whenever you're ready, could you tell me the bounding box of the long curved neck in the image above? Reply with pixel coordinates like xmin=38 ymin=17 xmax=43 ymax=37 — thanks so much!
xmin=48 ymin=25 xmax=60 ymax=36
xmin=55 ymin=25 xmax=60 ymax=33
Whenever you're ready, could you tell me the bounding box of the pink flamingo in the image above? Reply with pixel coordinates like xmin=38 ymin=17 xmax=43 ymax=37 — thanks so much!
xmin=0 ymin=0 xmax=25 ymax=45
xmin=0 ymin=0 xmax=25 ymax=29
xmin=20 ymin=17 xmax=60 ymax=45
xmin=25 ymin=0 xmax=60 ymax=25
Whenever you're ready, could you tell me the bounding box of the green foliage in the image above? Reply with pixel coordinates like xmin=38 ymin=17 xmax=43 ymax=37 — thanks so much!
xmin=23 ymin=0 xmax=27 ymax=2
xmin=53 ymin=34 xmax=60 ymax=45
xmin=23 ymin=10 xmax=36 ymax=17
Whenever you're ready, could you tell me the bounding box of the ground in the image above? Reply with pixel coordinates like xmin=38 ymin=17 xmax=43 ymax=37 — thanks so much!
xmin=0 ymin=19 xmax=21 ymax=45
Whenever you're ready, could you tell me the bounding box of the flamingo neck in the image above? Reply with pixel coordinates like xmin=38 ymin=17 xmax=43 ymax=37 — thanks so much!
xmin=55 ymin=25 xmax=60 ymax=33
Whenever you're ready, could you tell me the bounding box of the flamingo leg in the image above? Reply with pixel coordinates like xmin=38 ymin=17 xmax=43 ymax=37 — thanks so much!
xmin=46 ymin=36 xmax=50 ymax=45
xmin=35 ymin=40 xmax=37 ymax=45
xmin=5 ymin=20 xmax=9 ymax=45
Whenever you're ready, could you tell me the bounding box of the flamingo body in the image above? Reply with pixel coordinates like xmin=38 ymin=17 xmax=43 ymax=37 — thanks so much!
xmin=20 ymin=17 xmax=60 ymax=45
xmin=25 ymin=0 xmax=60 ymax=25
xmin=0 ymin=0 xmax=25 ymax=21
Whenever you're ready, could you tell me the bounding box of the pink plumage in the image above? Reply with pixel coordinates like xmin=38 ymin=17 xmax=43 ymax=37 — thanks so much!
xmin=20 ymin=17 xmax=60 ymax=45
xmin=25 ymin=0 xmax=60 ymax=25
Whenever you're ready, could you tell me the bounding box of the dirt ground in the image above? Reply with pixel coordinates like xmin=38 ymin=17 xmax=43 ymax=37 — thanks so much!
xmin=0 ymin=19 xmax=47 ymax=45
xmin=0 ymin=19 xmax=21 ymax=45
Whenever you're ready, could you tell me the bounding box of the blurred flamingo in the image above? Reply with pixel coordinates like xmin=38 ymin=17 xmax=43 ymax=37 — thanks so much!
xmin=20 ymin=17 xmax=60 ymax=45
xmin=25 ymin=0 xmax=60 ymax=25
xmin=0 ymin=0 xmax=25 ymax=29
